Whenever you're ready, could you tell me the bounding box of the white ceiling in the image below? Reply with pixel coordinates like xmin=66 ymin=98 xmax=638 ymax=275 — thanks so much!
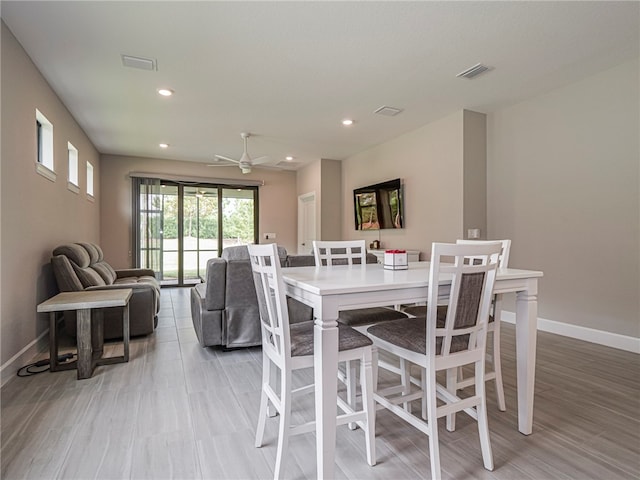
xmin=2 ymin=1 xmax=638 ymax=171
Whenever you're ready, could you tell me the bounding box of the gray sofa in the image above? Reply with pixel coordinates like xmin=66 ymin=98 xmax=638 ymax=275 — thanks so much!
xmin=51 ymin=242 xmax=161 ymax=339
xmin=190 ymin=245 xmax=379 ymax=348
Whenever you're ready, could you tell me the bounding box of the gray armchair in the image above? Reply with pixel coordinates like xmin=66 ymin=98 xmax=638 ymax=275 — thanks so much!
xmin=51 ymin=242 xmax=160 ymax=339
xmin=190 ymin=245 xmax=317 ymax=348
xmin=190 ymin=245 xmax=380 ymax=349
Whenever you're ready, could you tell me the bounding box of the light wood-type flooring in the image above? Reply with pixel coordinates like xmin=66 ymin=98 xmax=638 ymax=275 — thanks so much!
xmin=2 ymin=288 xmax=639 ymax=479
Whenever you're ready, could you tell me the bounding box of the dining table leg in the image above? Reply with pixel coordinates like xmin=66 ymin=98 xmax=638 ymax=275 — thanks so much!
xmin=515 ymin=283 xmax=538 ymax=435
xmin=314 ymin=305 xmax=340 ymax=479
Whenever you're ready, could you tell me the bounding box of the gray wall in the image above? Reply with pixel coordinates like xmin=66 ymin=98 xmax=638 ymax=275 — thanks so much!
xmin=487 ymin=58 xmax=639 ymax=337
xmin=342 ymin=110 xmax=473 ymax=257
xmin=1 ymin=22 xmax=101 ymax=375
xmin=463 ymin=110 xmax=487 ymax=238
xmin=343 ymin=58 xmax=638 ymax=339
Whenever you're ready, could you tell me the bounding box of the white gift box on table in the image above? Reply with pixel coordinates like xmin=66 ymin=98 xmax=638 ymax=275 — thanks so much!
xmin=384 ymin=250 xmax=408 ymax=270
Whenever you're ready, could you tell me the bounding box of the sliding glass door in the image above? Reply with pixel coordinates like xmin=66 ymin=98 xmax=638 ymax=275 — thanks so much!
xmin=133 ymin=179 xmax=258 ymax=286
xmin=182 ymin=185 xmax=219 ymax=284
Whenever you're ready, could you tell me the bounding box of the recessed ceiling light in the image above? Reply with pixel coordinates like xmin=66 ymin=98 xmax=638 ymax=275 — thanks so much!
xmin=159 ymin=143 xmax=169 ymax=148
xmin=157 ymin=88 xmax=174 ymax=97
xmin=342 ymin=119 xmax=354 ymax=126
xmin=285 ymin=156 xmax=294 ymax=161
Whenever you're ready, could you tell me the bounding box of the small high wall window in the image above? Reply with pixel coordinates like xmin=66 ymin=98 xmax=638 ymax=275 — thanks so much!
xmin=35 ymin=109 xmax=55 ymax=181
xmin=86 ymin=161 xmax=94 ymax=199
xmin=67 ymin=142 xmax=79 ymax=193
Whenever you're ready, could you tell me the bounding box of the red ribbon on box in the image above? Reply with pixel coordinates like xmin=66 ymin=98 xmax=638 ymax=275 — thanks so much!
xmin=385 ymin=249 xmax=406 ymax=253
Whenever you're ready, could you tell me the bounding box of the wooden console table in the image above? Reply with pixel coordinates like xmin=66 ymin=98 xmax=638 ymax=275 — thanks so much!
xmin=37 ymin=289 xmax=132 ymax=379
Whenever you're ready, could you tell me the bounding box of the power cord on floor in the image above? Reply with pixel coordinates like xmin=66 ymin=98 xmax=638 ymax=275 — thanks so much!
xmin=17 ymin=353 xmax=76 ymax=377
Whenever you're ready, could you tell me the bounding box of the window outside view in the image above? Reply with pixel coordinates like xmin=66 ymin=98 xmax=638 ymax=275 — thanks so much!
xmin=140 ymin=184 xmax=256 ymax=285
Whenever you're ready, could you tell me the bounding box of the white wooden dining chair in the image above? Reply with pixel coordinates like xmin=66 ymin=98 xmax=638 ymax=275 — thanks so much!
xmin=403 ymin=238 xmax=511 ymax=413
xmin=248 ymin=243 xmax=376 ymax=479
xmin=367 ymin=242 xmax=501 ymax=480
xmin=312 ymin=240 xmax=410 ymax=424
xmin=453 ymin=239 xmax=510 ymax=412
xmin=312 ymin=239 xmax=368 ymax=265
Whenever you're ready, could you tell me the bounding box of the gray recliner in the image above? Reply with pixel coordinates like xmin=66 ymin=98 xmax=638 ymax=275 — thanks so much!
xmin=190 ymin=245 xmax=381 ymax=349
xmin=51 ymin=242 xmax=161 ymax=339
xmin=191 ymin=245 xmax=309 ymax=348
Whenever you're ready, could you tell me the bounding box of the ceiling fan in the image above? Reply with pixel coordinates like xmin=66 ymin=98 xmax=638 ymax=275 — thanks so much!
xmin=208 ymin=132 xmax=273 ymax=174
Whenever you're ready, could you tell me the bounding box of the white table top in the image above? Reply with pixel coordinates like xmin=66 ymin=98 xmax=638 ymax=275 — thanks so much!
xmin=282 ymin=261 xmax=543 ymax=296
xmin=37 ymin=289 xmax=133 ymax=312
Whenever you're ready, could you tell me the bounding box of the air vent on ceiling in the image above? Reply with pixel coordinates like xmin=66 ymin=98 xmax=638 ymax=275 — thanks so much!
xmin=121 ymin=54 xmax=157 ymax=71
xmin=276 ymin=160 xmax=304 ymax=168
xmin=456 ymin=63 xmax=490 ymax=79
xmin=374 ymin=105 xmax=404 ymax=116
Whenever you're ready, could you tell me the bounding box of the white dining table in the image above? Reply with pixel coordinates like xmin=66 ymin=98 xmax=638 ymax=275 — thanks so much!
xmin=282 ymin=261 xmax=543 ymax=479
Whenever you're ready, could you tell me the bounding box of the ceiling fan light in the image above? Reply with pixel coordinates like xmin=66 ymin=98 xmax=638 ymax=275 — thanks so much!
xmin=241 ymin=167 xmax=252 ymax=174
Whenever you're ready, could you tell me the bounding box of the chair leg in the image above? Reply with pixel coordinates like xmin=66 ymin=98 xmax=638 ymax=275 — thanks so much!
xmin=491 ymin=326 xmax=506 ymax=411
xmin=255 ymin=352 xmax=270 ymax=448
xmin=360 ymin=350 xmax=376 ymax=466
xmin=421 ymin=368 xmax=427 ymax=420
xmin=475 ymin=360 xmax=494 ymax=471
xmin=267 ymin=360 xmax=279 ymax=418
xmin=371 ymin=346 xmax=379 ymax=392
xmin=274 ymin=368 xmax=292 ymax=480
xmin=400 ymin=358 xmax=411 ymax=413
xmin=346 ymin=360 xmax=358 ymax=430
xmin=425 ymin=369 xmax=442 ymax=480
xmin=445 ymin=368 xmax=458 ymax=432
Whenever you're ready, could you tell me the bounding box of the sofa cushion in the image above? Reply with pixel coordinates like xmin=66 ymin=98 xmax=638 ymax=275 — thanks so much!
xmin=52 ymin=243 xmax=116 ymax=287
xmin=205 ymin=258 xmax=227 ymax=311
xmin=223 ymin=245 xmax=288 ymax=266
xmin=53 ymin=243 xmax=91 ymax=268
xmin=79 ymin=242 xmax=100 ymax=264
xmin=74 ymin=266 xmax=106 ymax=288
xmin=285 ymin=254 xmax=316 ymax=267
xmin=225 ymin=260 xmax=258 ymax=307
xmin=51 ymin=255 xmax=84 ymax=291
xmin=92 ymin=261 xmax=116 ymax=284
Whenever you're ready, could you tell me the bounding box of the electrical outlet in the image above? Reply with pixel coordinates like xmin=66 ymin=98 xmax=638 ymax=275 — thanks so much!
xmin=263 ymin=233 xmax=276 ymax=240
xmin=467 ymin=228 xmax=480 ymax=239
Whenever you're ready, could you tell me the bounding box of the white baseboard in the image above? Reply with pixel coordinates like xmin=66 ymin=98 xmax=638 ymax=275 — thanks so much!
xmin=0 ymin=329 xmax=49 ymax=387
xmin=501 ymin=311 xmax=640 ymax=354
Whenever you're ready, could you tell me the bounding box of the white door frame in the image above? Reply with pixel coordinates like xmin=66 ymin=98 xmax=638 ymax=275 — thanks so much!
xmin=298 ymin=192 xmax=316 ymax=254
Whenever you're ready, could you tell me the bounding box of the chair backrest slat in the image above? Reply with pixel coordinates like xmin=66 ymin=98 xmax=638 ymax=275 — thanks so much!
xmin=456 ymin=239 xmax=511 ymax=269
xmin=428 ymin=242 xmax=500 ymax=359
xmin=313 ymin=240 xmax=367 ymax=266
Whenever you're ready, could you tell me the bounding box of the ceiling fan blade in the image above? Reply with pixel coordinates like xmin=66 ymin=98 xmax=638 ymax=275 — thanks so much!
xmin=214 ymin=154 xmax=240 ymax=164
xmin=253 ymin=164 xmax=282 ymax=171
xmin=251 ymin=155 xmax=271 ymax=165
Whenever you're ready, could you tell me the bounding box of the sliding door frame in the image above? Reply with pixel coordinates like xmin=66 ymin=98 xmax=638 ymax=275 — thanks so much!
xmin=133 ymin=176 xmax=259 ymax=286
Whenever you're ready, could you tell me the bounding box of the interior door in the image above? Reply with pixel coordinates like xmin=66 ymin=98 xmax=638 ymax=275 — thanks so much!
xmin=298 ymin=192 xmax=316 ymax=254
